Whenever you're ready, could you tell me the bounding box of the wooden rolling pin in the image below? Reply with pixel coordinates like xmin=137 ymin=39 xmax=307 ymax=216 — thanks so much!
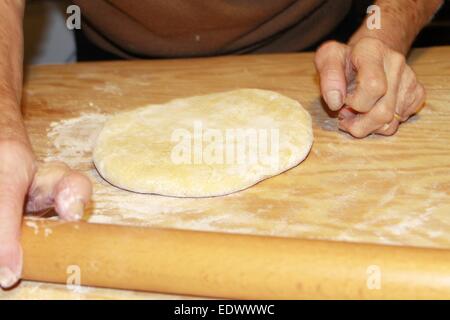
xmin=21 ymin=219 xmax=450 ymax=299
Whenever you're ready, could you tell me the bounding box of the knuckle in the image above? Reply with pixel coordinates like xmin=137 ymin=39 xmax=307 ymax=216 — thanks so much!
xmin=315 ymin=41 xmax=343 ymax=66
xmin=318 ymin=40 xmax=342 ymax=53
xmin=366 ymin=77 xmax=387 ymax=96
xmin=404 ymin=64 xmax=416 ymax=81
xmin=407 ymin=78 xmax=417 ymax=92
xmin=349 ymin=125 xmax=368 ymax=138
xmin=416 ymin=83 xmax=426 ymax=98
xmin=380 ymin=124 xmax=399 ymax=136
xmin=377 ymin=104 xmax=394 ymax=123
xmin=390 ymin=51 xmax=406 ymax=66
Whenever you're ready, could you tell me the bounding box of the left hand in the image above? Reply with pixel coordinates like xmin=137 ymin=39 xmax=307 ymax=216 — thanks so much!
xmin=314 ymin=37 xmax=425 ymax=138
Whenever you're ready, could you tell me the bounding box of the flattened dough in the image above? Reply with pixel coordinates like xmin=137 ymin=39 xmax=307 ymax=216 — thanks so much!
xmin=93 ymin=89 xmax=313 ymax=197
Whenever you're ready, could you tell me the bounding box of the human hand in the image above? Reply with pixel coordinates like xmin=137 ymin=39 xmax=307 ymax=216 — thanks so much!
xmin=314 ymin=37 xmax=425 ymax=137
xmin=0 ymin=140 xmax=92 ymax=288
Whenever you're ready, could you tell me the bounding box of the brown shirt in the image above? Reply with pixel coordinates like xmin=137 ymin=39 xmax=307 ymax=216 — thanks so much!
xmin=73 ymin=0 xmax=352 ymax=58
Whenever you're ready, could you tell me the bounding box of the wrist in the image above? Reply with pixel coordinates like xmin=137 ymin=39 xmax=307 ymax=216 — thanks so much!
xmin=349 ymin=0 xmax=440 ymax=55
xmin=349 ymin=29 xmax=408 ymax=55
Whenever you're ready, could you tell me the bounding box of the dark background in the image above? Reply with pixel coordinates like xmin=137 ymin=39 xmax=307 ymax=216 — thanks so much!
xmin=76 ymin=1 xmax=450 ymax=61
xmin=319 ymin=0 xmax=450 ymax=49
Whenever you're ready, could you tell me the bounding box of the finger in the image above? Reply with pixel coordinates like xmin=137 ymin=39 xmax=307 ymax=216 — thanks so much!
xmin=315 ymin=41 xmax=348 ymax=110
xmin=345 ymin=47 xmax=388 ymax=113
xmin=338 ymin=106 xmax=357 ymax=121
xmin=341 ymin=53 xmax=405 ymax=138
xmin=27 ymin=161 xmax=92 ymax=221
xmin=340 ymin=85 xmax=400 ymax=138
xmin=54 ymin=171 xmax=92 ymax=221
xmin=340 ymin=95 xmax=397 ymax=138
xmin=395 ymin=65 xmax=417 ymax=121
xmin=0 ymin=150 xmax=33 ymax=288
xmin=375 ymin=118 xmax=400 ymax=136
xmin=339 ymin=112 xmax=374 ymax=138
xmin=26 ymin=161 xmax=72 ymax=213
xmin=405 ymin=82 xmax=426 ymax=117
xmin=0 ymin=182 xmax=25 ymax=288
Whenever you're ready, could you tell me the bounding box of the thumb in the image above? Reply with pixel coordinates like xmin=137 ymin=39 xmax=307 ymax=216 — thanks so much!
xmin=314 ymin=41 xmax=349 ymax=111
xmin=0 ymin=142 xmax=35 ymax=289
xmin=0 ymin=176 xmax=27 ymax=288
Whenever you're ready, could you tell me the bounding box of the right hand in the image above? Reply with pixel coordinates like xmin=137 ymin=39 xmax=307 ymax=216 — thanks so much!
xmin=0 ymin=140 xmax=92 ymax=289
xmin=314 ymin=38 xmax=425 ymax=138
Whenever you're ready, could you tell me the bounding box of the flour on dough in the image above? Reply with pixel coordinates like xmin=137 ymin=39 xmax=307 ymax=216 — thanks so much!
xmin=93 ymin=89 xmax=313 ymax=197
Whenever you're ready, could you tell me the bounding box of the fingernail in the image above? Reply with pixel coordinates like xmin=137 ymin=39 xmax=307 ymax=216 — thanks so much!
xmin=338 ymin=107 xmax=355 ymax=120
xmin=56 ymin=187 xmax=85 ymax=221
xmin=326 ymin=90 xmax=343 ymax=110
xmin=0 ymin=245 xmax=23 ymax=289
xmin=66 ymin=199 xmax=85 ymax=221
xmin=0 ymin=267 xmax=19 ymax=288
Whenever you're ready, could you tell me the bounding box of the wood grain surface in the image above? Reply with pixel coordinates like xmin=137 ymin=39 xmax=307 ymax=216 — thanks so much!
xmin=1 ymin=46 xmax=450 ymax=299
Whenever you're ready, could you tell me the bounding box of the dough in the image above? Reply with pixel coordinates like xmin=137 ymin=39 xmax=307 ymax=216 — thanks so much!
xmin=93 ymin=89 xmax=313 ymax=197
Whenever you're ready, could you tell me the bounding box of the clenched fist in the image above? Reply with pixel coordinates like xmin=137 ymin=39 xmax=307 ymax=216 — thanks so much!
xmin=315 ymin=37 xmax=425 ymax=138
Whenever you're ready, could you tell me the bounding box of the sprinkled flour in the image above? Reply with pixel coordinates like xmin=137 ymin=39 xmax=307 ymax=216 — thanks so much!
xmin=42 ymin=110 xmax=450 ymax=248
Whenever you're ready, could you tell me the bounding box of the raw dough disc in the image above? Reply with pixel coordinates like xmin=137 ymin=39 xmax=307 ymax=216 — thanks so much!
xmin=93 ymin=89 xmax=313 ymax=197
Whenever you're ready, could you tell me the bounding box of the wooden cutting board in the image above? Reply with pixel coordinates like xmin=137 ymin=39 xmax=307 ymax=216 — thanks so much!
xmin=2 ymin=46 xmax=450 ymax=299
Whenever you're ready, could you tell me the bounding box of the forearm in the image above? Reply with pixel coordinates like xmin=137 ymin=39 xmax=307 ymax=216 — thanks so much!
xmin=349 ymin=0 xmax=444 ymax=54
xmin=0 ymin=0 xmax=27 ymax=144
